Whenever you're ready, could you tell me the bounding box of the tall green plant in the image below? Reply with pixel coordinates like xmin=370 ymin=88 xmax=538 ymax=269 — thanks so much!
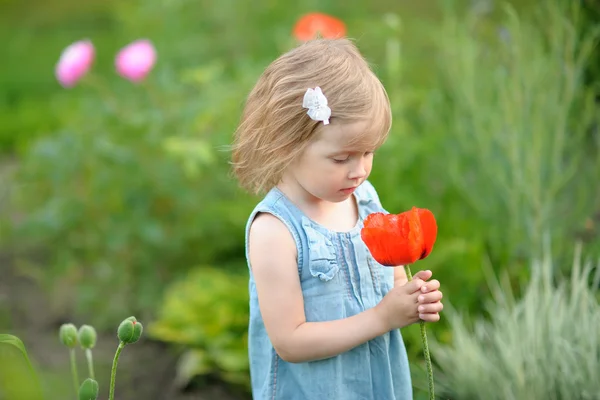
xmin=432 ymin=241 xmax=600 ymax=399
xmin=427 ymin=0 xmax=600 ymax=267
xmin=2 ymin=317 xmax=143 ymax=400
xmin=6 ymin=60 xmax=259 ymax=327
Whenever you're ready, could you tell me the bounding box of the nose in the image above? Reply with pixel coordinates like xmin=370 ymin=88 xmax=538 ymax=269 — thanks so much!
xmin=348 ymin=157 xmax=368 ymax=180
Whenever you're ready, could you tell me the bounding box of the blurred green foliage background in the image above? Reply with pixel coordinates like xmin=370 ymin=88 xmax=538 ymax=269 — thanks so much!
xmin=1 ymin=0 xmax=599 ymax=399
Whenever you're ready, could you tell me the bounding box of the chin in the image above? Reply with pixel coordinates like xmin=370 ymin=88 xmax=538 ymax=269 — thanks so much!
xmin=329 ymin=192 xmax=353 ymax=202
xmin=307 ymin=187 xmax=350 ymax=203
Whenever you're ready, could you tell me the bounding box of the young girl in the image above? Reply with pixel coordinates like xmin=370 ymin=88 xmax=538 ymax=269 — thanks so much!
xmin=232 ymin=38 xmax=443 ymax=399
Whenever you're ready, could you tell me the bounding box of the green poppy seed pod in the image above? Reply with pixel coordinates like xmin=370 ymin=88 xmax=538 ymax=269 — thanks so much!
xmin=117 ymin=316 xmax=143 ymax=344
xmin=78 ymin=325 xmax=97 ymax=349
xmin=59 ymin=323 xmax=78 ymax=348
xmin=78 ymin=378 xmax=99 ymax=400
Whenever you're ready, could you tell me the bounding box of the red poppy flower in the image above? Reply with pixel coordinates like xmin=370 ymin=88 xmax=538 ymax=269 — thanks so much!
xmin=361 ymin=207 xmax=438 ymax=266
xmin=293 ymin=13 xmax=347 ymax=42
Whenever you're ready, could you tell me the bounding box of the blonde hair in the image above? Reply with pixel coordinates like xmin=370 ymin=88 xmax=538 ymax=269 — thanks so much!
xmin=231 ymin=38 xmax=392 ymax=195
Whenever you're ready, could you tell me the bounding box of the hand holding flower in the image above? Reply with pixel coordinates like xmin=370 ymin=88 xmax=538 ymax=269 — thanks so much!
xmin=375 ymin=276 xmax=428 ymax=330
xmin=361 ymin=206 xmax=440 ymax=400
xmin=413 ymin=271 xmax=443 ymax=322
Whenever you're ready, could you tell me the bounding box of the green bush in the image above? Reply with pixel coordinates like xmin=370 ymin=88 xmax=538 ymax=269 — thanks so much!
xmin=430 ymin=1 xmax=599 ymax=266
xmin=5 ymin=61 xmax=260 ymax=326
xmin=431 ymin=241 xmax=600 ymax=399
xmin=147 ymin=266 xmax=250 ymax=391
xmin=370 ymin=0 xmax=600 ymax=323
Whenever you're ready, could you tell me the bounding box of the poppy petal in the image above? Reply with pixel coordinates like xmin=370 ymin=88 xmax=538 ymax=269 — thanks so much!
xmin=361 ymin=211 xmax=424 ymax=266
xmin=405 ymin=208 xmax=425 ymax=264
xmin=417 ymin=208 xmax=437 ymax=259
xmin=361 ymin=213 xmax=397 ymax=265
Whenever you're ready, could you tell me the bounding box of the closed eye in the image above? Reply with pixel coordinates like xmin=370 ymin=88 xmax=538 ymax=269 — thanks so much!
xmin=333 ymin=157 xmax=350 ymax=164
xmin=332 ymin=151 xmax=374 ymax=163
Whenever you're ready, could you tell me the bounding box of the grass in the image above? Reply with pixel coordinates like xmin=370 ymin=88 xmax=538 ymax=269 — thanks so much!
xmin=433 ymin=240 xmax=600 ymax=399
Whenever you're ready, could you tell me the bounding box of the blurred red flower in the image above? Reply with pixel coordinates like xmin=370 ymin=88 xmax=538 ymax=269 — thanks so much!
xmin=293 ymin=12 xmax=347 ymax=41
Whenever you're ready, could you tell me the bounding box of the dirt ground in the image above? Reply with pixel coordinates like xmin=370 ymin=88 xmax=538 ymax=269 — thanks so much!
xmin=0 ymin=252 xmax=250 ymax=400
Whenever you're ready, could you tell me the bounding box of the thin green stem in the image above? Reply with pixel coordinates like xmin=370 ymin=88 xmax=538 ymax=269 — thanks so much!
xmin=142 ymin=80 xmax=165 ymax=113
xmin=85 ymin=348 xmax=95 ymax=380
xmin=109 ymin=342 xmax=125 ymax=400
xmin=82 ymin=73 xmax=123 ymax=119
xmin=420 ymin=320 xmax=434 ymax=399
xmin=404 ymin=264 xmax=435 ymax=400
xmin=69 ymin=348 xmax=79 ymax=397
xmin=404 ymin=265 xmax=413 ymax=280
xmin=84 ymin=74 xmax=115 ymax=104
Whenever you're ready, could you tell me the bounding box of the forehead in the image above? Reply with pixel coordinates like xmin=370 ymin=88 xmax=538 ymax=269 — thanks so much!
xmin=312 ymin=119 xmax=384 ymax=152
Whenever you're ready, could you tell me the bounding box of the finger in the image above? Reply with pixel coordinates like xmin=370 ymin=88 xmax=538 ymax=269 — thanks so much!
xmin=419 ymin=313 xmax=441 ymax=322
xmin=418 ymin=290 xmax=443 ymax=304
xmin=412 ymin=270 xmax=432 ymax=282
xmin=404 ymin=278 xmax=425 ymax=294
xmin=418 ymin=302 xmax=444 ymax=314
xmin=420 ymin=279 xmax=440 ymax=293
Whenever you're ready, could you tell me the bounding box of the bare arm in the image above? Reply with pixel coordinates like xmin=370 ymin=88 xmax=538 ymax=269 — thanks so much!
xmin=249 ymin=213 xmax=390 ymax=363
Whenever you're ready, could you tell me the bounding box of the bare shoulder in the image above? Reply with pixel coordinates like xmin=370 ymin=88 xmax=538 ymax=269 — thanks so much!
xmin=248 ymin=212 xmax=297 ymax=272
xmin=249 ymin=212 xmax=294 ymax=242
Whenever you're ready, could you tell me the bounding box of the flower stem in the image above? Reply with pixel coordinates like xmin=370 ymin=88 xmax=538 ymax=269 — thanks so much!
xmin=404 ymin=264 xmax=413 ymax=280
xmin=109 ymin=342 xmax=125 ymax=400
xmin=85 ymin=348 xmax=95 ymax=379
xmin=83 ymin=73 xmax=121 ymax=117
xmin=404 ymin=264 xmax=434 ymax=400
xmin=419 ymin=319 xmax=434 ymax=399
xmin=69 ymin=348 xmax=79 ymax=397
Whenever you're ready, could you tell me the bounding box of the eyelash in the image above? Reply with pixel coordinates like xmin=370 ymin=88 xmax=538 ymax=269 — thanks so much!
xmin=333 ymin=158 xmax=350 ymax=164
xmin=332 ymin=152 xmax=373 ymax=164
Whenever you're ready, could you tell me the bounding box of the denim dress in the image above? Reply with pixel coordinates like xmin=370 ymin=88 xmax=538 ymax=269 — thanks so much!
xmin=245 ymin=180 xmax=412 ymax=400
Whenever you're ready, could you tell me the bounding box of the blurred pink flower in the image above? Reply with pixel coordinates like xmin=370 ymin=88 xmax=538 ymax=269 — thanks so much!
xmin=115 ymin=39 xmax=157 ymax=83
xmin=55 ymin=40 xmax=95 ymax=88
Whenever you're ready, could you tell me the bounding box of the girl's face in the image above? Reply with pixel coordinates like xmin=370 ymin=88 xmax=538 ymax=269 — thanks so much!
xmin=288 ymin=120 xmax=378 ymax=203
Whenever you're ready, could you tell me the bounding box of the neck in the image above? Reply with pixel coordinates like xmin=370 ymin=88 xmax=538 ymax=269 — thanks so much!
xmin=277 ymin=175 xmax=357 ymax=232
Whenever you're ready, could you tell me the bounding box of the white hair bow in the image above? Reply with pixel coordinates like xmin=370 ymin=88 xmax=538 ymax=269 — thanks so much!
xmin=302 ymin=87 xmax=331 ymax=125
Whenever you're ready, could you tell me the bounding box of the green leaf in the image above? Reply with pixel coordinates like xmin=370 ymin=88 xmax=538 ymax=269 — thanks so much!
xmin=0 ymin=334 xmax=44 ymax=400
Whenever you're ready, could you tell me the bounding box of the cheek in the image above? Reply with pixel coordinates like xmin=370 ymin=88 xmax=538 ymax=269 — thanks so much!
xmin=319 ymin=164 xmax=344 ymax=180
xmin=364 ymin=157 xmax=374 ymax=174
xmin=312 ymin=163 xmax=347 ymax=186
xmin=297 ymin=158 xmax=337 ymax=182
